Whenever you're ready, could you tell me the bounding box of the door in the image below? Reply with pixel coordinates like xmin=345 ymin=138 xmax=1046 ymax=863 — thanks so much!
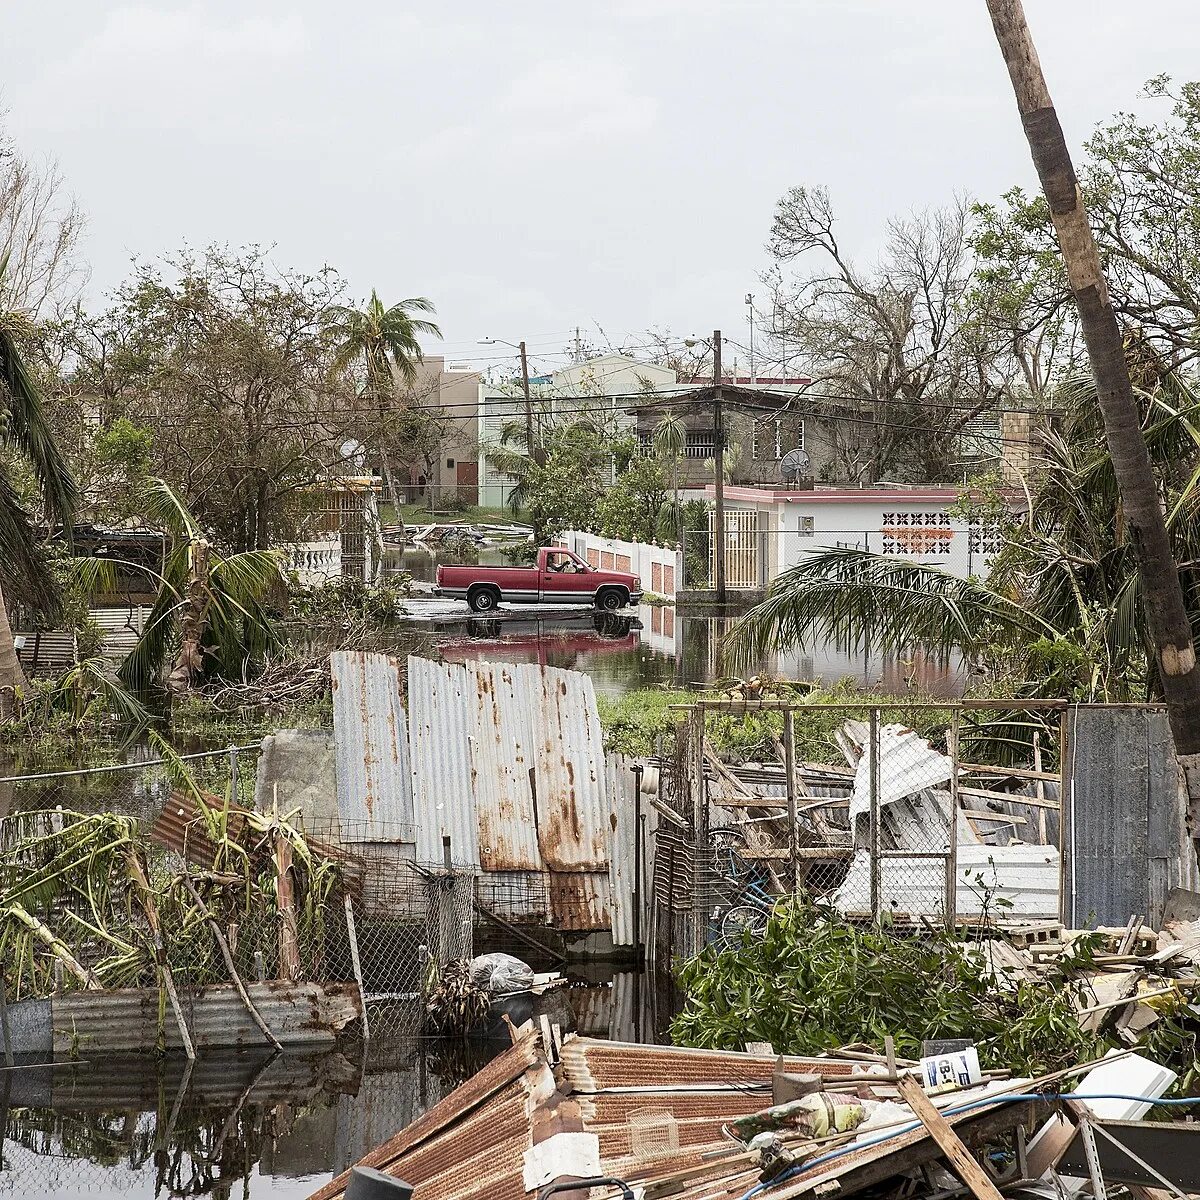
xmin=456 ymin=460 xmax=479 ymax=506
xmin=540 ymin=550 xmax=594 ymax=603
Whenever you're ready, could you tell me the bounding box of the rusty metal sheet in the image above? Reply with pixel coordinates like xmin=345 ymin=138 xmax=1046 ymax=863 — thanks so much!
xmin=606 ymin=753 xmax=637 ymax=946
xmin=535 ymin=665 xmax=609 ymax=870
xmin=407 ymin=656 xmax=480 ymax=868
xmin=546 ymin=869 xmax=611 ymax=931
xmin=330 ymin=651 xmax=415 ymax=842
xmin=309 ymin=1030 xmax=544 ymax=1200
xmin=52 ymin=981 xmax=361 ymax=1054
xmin=469 ymin=661 xmax=540 ymax=870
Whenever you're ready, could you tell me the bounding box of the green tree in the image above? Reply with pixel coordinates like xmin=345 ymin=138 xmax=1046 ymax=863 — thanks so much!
xmin=0 ymin=298 xmax=78 ymax=717
xmin=596 ymin=451 xmax=668 ymax=543
xmin=324 ymin=290 xmax=442 ymax=521
xmin=86 ymin=479 xmax=287 ymax=697
xmin=653 ymin=410 xmax=687 ymax=541
xmin=73 ymin=246 xmax=363 ymax=553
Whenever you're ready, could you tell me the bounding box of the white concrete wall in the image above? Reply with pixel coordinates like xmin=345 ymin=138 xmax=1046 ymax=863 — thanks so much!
xmin=287 ymin=538 xmax=342 ymax=586
xmin=557 ymin=530 xmax=684 ymax=601
xmin=734 ymin=494 xmax=1006 ymax=581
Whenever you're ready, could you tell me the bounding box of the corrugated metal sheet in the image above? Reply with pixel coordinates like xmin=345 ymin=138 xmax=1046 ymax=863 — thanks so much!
xmin=606 ymin=753 xmax=638 ymax=946
xmin=1065 ymin=706 xmax=1198 ymax=927
xmin=408 ymin=656 xmax=480 ymax=868
xmin=50 ymin=981 xmax=361 ymax=1054
xmin=833 ymin=843 xmax=1061 ymax=918
xmin=547 ymin=869 xmax=611 ymax=931
xmin=469 ymin=661 xmax=540 ymax=870
xmin=849 ymin=723 xmax=954 ymax=824
xmin=535 ymin=665 xmax=609 ymax=870
xmin=331 ymin=651 xmax=416 ymax=841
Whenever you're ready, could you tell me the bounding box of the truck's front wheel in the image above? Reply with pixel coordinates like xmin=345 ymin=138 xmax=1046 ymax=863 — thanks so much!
xmin=595 ymin=587 xmax=627 ymax=612
xmin=468 ymin=585 xmax=501 ymax=613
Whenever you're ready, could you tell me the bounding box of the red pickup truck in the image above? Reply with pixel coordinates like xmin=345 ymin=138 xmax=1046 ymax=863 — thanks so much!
xmin=435 ymin=547 xmax=643 ymax=613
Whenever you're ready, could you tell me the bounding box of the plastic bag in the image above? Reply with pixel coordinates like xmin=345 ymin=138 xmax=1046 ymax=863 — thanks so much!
xmin=469 ymin=952 xmax=535 ymax=996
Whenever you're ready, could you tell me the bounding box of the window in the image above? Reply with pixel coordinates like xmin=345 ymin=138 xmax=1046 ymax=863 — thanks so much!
xmin=446 ymin=458 xmax=455 ymax=469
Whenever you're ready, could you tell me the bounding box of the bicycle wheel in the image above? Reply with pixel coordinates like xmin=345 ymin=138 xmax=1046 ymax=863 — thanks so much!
xmin=719 ymin=904 xmax=770 ymax=948
xmin=708 ymin=827 xmax=751 ymax=883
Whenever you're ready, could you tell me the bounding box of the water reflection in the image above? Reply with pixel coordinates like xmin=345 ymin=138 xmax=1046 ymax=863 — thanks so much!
xmin=432 ymin=604 xmax=964 ymax=697
xmin=0 ymin=972 xmax=661 ymax=1200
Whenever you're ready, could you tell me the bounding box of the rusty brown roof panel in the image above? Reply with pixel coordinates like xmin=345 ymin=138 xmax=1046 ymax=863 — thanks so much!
xmin=560 ymin=1039 xmax=861 ymax=1091
xmin=470 ymin=661 xmax=541 ymax=871
xmin=547 ymin=869 xmax=611 ymax=932
xmin=308 ymin=1029 xmax=542 ymax=1200
xmin=535 ymin=666 xmax=609 ymax=871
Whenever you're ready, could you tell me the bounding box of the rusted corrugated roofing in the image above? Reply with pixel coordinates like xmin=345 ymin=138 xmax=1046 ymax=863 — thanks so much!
xmin=470 ymin=661 xmax=540 ymax=871
xmin=535 ymin=667 xmax=609 ymax=870
xmin=309 ymin=1028 xmax=544 ymax=1200
xmin=331 ymin=651 xmax=416 ymax=841
xmin=52 ymin=981 xmax=360 ymax=1054
xmin=547 ymin=869 xmax=611 ymax=931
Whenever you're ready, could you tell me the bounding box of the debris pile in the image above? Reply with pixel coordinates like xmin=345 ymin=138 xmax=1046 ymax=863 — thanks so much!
xmin=311 ymin=1025 xmax=1199 ymax=1200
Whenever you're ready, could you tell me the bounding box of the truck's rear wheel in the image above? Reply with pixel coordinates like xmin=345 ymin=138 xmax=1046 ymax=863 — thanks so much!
xmin=468 ymin=585 xmax=501 ymax=613
xmin=595 ymin=587 xmax=626 ymax=612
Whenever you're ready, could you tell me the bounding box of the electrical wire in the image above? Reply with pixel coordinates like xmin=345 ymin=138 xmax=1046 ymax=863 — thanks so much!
xmin=737 ymin=1092 xmax=1200 ymax=1200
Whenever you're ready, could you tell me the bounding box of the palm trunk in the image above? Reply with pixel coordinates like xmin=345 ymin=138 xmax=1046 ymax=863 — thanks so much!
xmin=167 ymin=538 xmax=210 ymax=697
xmin=986 ymin=0 xmax=1200 ymax=809
xmin=0 ymin=579 xmax=28 ymax=721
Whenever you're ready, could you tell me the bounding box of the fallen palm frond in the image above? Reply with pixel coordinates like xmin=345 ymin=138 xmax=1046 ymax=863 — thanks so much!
xmin=0 ymin=795 xmax=348 ymax=1007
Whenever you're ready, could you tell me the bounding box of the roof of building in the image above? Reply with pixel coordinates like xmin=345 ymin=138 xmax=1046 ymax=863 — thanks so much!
xmin=710 ymin=484 xmax=1020 ymax=504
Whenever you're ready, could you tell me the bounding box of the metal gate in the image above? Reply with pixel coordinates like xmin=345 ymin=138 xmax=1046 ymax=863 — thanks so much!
xmin=710 ymin=509 xmax=761 ymax=588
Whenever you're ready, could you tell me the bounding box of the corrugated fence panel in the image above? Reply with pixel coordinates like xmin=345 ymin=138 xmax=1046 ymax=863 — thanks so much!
xmin=1065 ymin=707 xmax=1196 ymax=928
xmin=606 ymin=754 xmax=637 ymax=947
xmin=408 ymin=656 xmax=480 ymax=868
xmin=470 ymin=662 xmax=540 ymax=871
xmin=535 ymin=666 xmax=609 ymax=871
xmin=331 ymin=652 xmax=415 ymax=841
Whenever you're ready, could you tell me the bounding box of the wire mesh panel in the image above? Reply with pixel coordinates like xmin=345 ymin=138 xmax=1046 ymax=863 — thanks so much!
xmin=650 ymin=699 xmax=1066 ymax=958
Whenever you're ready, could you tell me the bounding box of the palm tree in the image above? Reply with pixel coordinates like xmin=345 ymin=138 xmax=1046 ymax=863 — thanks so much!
xmin=325 ymin=291 xmax=442 ymax=524
xmin=653 ymin=410 xmax=687 ymax=542
xmin=0 ymin=288 xmax=78 ymax=719
xmin=85 ymin=479 xmax=286 ymax=698
xmin=725 ymin=371 xmax=1200 ymax=703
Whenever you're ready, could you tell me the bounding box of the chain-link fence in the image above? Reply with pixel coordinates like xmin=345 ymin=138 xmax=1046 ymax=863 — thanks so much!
xmin=652 ymin=699 xmax=1066 ymax=959
xmin=0 ymin=757 xmax=476 ymax=1041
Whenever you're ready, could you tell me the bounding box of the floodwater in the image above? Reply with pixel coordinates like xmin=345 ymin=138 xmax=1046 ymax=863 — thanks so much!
xmin=391 ymin=547 xmax=963 ymax=697
xmin=0 ymin=971 xmax=666 ymax=1200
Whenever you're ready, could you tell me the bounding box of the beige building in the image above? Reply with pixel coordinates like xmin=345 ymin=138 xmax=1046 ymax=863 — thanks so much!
xmin=400 ymin=356 xmax=481 ymax=508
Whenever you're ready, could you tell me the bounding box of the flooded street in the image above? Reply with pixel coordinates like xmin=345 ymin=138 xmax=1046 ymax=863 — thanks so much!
xmin=0 ymin=971 xmax=668 ymax=1200
xmin=390 ymin=546 xmax=964 ymax=696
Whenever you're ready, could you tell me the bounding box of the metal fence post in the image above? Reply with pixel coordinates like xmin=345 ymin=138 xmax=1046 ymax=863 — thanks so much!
xmin=228 ymin=744 xmax=239 ymax=805
xmin=783 ymin=709 xmax=800 ymax=895
xmin=946 ymin=710 xmax=960 ymax=930
xmin=869 ymin=707 xmax=881 ymax=922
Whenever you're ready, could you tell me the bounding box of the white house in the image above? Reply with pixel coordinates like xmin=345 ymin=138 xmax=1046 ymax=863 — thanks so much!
xmin=711 ymin=484 xmax=1016 ymax=588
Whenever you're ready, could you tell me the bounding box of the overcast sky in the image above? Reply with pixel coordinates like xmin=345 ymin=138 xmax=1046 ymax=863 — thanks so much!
xmin=5 ymin=1 xmax=1200 ymax=378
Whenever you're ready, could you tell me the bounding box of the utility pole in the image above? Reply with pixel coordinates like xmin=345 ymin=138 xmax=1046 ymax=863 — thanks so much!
xmin=985 ymin=0 xmax=1200 ymax=805
xmin=713 ymin=330 xmax=727 ymax=602
xmin=518 ymin=340 xmax=545 ymax=467
xmin=745 ymin=294 xmax=756 ymax=384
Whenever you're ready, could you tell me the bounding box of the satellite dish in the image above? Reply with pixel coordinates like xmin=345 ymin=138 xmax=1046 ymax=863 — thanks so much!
xmin=780 ymin=448 xmax=811 ymax=484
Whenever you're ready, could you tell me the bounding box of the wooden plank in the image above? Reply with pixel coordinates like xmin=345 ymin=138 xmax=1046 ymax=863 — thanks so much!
xmin=959 ymin=761 xmax=1060 ymax=783
xmin=959 ymin=785 xmax=1060 ymax=810
xmin=745 ymin=846 xmax=854 ymax=861
xmin=961 ymin=810 xmax=1028 ymax=825
xmin=897 ymin=1076 xmax=1005 ymax=1200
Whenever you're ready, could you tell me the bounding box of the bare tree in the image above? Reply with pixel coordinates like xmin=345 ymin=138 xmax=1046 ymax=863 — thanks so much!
xmin=0 ymin=120 xmax=86 ymax=317
xmin=767 ymin=188 xmax=1014 ymax=482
